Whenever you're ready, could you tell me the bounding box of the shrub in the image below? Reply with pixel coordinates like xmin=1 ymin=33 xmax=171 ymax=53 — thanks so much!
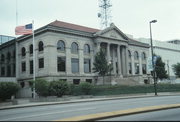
xmin=49 ymin=80 xmax=70 ymax=97
xmin=79 ymin=82 xmax=93 ymax=95
xmin=0 ymin=82 xmax=20 ymax=101
xmin=35 ymin=79 xmax=50 ymax=97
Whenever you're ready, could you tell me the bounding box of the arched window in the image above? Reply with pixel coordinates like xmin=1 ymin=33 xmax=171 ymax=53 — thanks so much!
xmin=1 ymin=54 xmax=5 ymax=62
xmin=71 ymin=42 xmax=78 ymax=53
xmin=57 ymin=40 xmax=65 ymax=51
xmin=134 ymin=51 xmax=138 ymax=60
xmin=29 ymin=44 xmax=33 ymax=54
xmin=84 ymin=44 xmax=90 ymax=54
xmin=22 ymin=47 xmax=26 ymax=56
xmin=38 ymin=41 xmax=44 ymax=52
xmin=7 ymin=52 xmax=11 ymax=61
xmin=128 ymin=50 xmax=131 ymax=59
xmin=142 ymin=52 xmax=146 ymax=60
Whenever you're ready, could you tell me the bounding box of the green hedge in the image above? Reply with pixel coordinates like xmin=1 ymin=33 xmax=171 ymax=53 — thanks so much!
xmin=0 ymin=82 xmax=20 ymax=101
xmin=49 ymin=80 xmax=70 ymax=97
xmin=35 ymin=79 xmax=50 ymax=97
xmin=90 ymin=84 xmax=180 ymax=96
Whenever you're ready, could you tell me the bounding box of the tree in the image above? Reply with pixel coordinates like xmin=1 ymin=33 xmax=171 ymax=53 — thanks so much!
xmin=172 ymin=63 xmax=180 ymax=78
xmin=154 ymin=56 xmax=168 ymax=80
xmin=93 ymin=48 xmax=112 ymax=84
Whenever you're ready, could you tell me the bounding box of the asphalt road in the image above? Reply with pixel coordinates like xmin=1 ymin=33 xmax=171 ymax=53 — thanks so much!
xmin=101 ymin=108 xmax=180 ymax=121
xmin=0 ymin=95 xmax=180 ymax=121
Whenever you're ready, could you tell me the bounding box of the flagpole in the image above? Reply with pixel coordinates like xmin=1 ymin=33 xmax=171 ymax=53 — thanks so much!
xmin=32 ymin=20 xmax=36 ymax=99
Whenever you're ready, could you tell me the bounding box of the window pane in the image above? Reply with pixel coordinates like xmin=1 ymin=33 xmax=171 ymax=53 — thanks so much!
xmin=84 ymin=44 xmax=90 ymax=54
xmin=30 ymin=44 xmax=33 ymax=54
xmin=30 ymin=60 xmax=33 ymax=74
xmin=7 ymin=52 xmax=11 ymax=61
xmin=57 ymin=40 xmax=65 ymax=51
xmin=73 ymin=79 xmax=80 ymax=85
xmin=39 ymin=41 xmax=44 ymax=52
xmin=135 ymin=63 xmax=139 ymax=74
xmin=142 ymin=52 xmax=146 ymax=60
xmin=22 ymin=47 xmax=26 ymax=56
xmin=1 ymin=54 xmax=5 ymax=62
xmin=84 ymin=59 xmax=91 ymax=73
xmin=86 ymin=79 xmax=92 ymax=83
xmin=134 ymin=51 xmax=138 ymax=60
xmin=71 ymin=58 xmax=79 ymax=73
xmin=142 ymin=64 xmax=147 ymax=74
xmin=128 ymin=63 xmax=132 ymax=74
xmin=71 ymin=42 xmax=78 ymax=53
xmin=1 ymin=67 xmax=5 ymax=76
xmin=39 ymin=58 xmax=44 ymax=68
xmin=22 ymin=62 xmax=26 ymax=72
xmin=7 ymin=65 xmax=11 ymax=76
xmin=57 ymin=57 xmax=66 ymax=72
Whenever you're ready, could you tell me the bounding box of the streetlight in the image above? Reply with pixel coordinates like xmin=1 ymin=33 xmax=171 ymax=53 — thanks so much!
xmin=149 ymin=19 xmax=157 ymax=96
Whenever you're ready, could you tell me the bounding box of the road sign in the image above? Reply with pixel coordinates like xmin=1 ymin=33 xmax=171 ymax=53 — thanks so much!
xmin=147 ymin=57 xmax=153 ymax=72
xmin=153 ymin=56 xmax=158 ymax=64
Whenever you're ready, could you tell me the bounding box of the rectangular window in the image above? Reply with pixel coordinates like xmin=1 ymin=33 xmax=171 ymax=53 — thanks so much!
xmin=7 ymin=65 xmax=11 ymax=76
xmin=86 ymin=79 xmax=92 ymax=84
xmin=39 ymin=58 xmax=44 ymax=68
xmin=22 ymin=62 xmax=26 ymax=72
xmin=73 ymin=79 xmax=80 ymax=85
xmin=84 ymin=59 xmax=91 ymax=73
xmin=135 ymin=63 xmax=139 ymax=74
xmin=30 ymin=60 xmax=33 ymax=74
xmin=13 ymin=63 xmax=16 ymax=76
xmin=142 ymin=64 xmax=147 ymax=74
xmin=57 ymin=57 xmax=66 ymax=72
xmin=1 ymin=67 xmax=5 ymax=76
xmin=128 ymin=63 xmax=132 ymax=74
xmin=71 ymin=58 xmax=79 ymax=73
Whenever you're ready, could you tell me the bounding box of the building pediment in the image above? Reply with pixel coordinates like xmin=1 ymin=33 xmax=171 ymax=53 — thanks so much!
xmin=93 ymin=23 xmax=129 ymax=41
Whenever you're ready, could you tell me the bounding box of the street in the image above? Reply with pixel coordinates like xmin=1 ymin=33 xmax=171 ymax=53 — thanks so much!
xmin=0 ymin=95 xmax=180 ymax=121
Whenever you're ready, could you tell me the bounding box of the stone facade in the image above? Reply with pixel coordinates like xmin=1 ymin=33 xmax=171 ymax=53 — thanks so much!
xmin=0 ymin=20 xmax=149 ymax=97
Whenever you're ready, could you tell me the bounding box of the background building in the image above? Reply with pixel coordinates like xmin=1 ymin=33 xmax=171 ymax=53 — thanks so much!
xmin=0 ymin=35 xmax=15 ymax=45
xmin=137 ymin=38 xmax=180 ymax=80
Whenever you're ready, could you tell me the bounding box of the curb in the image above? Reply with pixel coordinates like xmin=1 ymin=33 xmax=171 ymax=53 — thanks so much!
xmin=0 ymin=93 xmax=180 ymax=110
xmin=57 ymin=103 xmax=180 ymax=121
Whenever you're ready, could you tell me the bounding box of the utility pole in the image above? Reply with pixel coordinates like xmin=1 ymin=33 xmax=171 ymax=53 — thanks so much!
xmin=98 ymin=0 xmax=112 ymax=29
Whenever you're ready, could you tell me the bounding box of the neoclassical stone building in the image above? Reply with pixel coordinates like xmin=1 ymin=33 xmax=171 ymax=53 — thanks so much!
xmin=0 ymin=20 xmax=149 ymax=97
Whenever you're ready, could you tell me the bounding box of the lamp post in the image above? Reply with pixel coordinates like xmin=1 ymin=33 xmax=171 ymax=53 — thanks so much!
xmin=149 ymin=20 xmax=157 ymax=96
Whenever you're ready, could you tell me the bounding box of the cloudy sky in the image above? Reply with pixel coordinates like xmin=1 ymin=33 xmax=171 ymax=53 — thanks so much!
xmin=1 ymin=0 xmax=180 ymax=41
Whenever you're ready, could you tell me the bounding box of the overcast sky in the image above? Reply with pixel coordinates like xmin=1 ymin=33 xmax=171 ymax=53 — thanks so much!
xmin=1 ymin=0 xmax=180 ymax=41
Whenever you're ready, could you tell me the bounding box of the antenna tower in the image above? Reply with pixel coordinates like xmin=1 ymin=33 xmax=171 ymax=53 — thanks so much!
xmin=98 ymin=0 xmax=112 ymax=29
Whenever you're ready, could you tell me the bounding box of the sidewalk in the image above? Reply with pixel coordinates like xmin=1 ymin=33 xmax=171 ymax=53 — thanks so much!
xmin=0 ymin=92 xmax=180 ymax=110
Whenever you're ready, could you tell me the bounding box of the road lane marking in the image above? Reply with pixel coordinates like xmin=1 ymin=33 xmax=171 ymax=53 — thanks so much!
xmin=0 ymin=107 xmax=96 ymax=121
xmin=56 ymin=103 xmax=180 ymax=121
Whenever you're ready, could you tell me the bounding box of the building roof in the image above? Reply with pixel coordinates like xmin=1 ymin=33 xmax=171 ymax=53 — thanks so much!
xmin=49 ymin=20 xmax=100 ymax=33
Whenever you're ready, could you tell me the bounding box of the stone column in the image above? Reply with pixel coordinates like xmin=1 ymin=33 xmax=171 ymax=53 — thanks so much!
xmin=90 ymin=48 xmax=94 ymax=73
xmin=121 ymin=46 xmax=126 ymax=75
xmin=15 ymin=41 xmax=19 ymax=79
xmin=96 ymin=42 xmax=101 ymax=53
xmin=79 ymin=48 xmax=84 ymax=75
xmin=107 ymin=43 xmax=110 ymax=62
xmin=112 ymin=47 xmax=116 ymax=74
xmin=117 ymin=45 xmax=122 ymax=76
xmin=131 ymin=50 xmax=135 ymax=75
xmin=66 ymin=47 xmax=71 ymax=75
xmin=125 ymin=46 xmax=129 ymax=75
xmin=139 ymin=51 xmax=143 ymax=75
